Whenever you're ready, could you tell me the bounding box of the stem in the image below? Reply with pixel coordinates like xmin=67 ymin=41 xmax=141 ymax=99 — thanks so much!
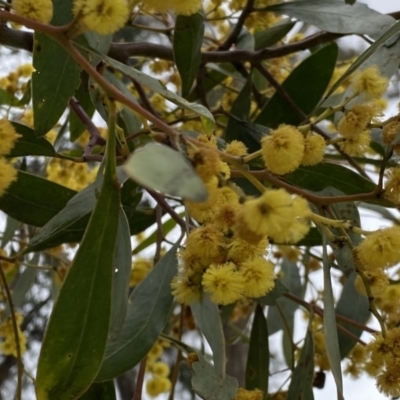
xmin=132 ymin=357 xmax=147 ymax=400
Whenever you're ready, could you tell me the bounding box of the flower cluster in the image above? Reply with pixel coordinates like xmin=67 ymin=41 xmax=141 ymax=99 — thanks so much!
xmin=0 ymin=313 xmax=27 ymax=357
xmin=12 ymin=0 xmax=53 ymax=24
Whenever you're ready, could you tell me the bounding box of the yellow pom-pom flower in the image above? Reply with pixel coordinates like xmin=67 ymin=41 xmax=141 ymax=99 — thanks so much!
xmin=351 ymin=66 xmax=389 ymax=99
xmin=239 ymin=257 xmax=275 ymax=298
xmin=0 ymin=118 xmax=21 ymax=155
xmin=171 ymin=272 xmax=201 ymax=305
xmin=141 ymin=0 xmax=202 ymax=15
xmin=73 ymin=0 xmax=129 ymax=35
xmin=225 ymin=140 xmax=248 ymax=156
xmin=202 ymin=262 xmax=244 ymax=305
xmin=337 ymin=104 xmax=373 ymax=138
xmin=261 ymin=124 xmax=305 ymax=175
xmin=384 ymin=167 xmax=400 ymax=205
xmin=234 ymin=387 xmax=264 ymax=400
xmin=354 ymin=226 xmax=400 ymax=270
xmin=146 ymin=376 xmax=172 ymax=397
xmin=12 ymin=0 xmax=53 ymax=23
xmin=0 ymin=158 xmax=17 ymax=198
xmin=354 ymin=270 xmax=389 ymax=297
xmin=301 ymin=133 xmax=326 ymax=166
xmin=337 ymin=130 xmax=371 ymax=156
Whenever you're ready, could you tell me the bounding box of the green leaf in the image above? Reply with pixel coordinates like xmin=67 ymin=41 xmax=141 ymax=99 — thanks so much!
xmin=284 ymin=163 xmax=375 ymax=196
xmin=255 ymin=43 xmax=338 ymax=128
xmin=109 ymin=210 xmax=132 ymax=340
xmin=191 ymin=294 xmax=226 ymax=377
xmin=336 ymin=272 xmax=369 ymax=359
xmin=79 ymin=381 xmax=116 ymax=400
xmin=0 ymin=88 xmax=19 ymax=106
xmin=36 ymin=100 xmax=120 ymax=400
xmin=254 ymin=20 xmax=295 ymax=50
xmin=124 ymin=143 xmax=207 ymax=201
xmin=103 ymin=55 xmax=215 ymax=124
xmin=51 ymin=0 xmax=73 ymax=25
xmin=322 ymin=232 xmax=344 ymax=399
xmin=8 ymin=123 xmax=55 ymax=158
xmin=1 ymin=215 xmax=20 ymax=247
xmin=11 ymin=266 xmax=37 ymax=309
xmin=225 ymin=79 xmax=261 ymax=153
xmin=69 ymin=72 xmax=95 ymax=141
xmin=96 ymin=241 xmax=180 ymax=381
xmin=245 ymin=304 xmax=269 ymax=396
xmin=286 ymin=330 xmax=315 ymax=400
xmin=32 ymin=34 xmax=81 ymax=137
xmin=191 ymin=356 xmax=238 ymax=400
xmin=294 ymin=227 xmax=322 ymax=247
xmin=236 ymin=28 xmax=255 ymax=51
xmin=174 ymin=13 xmax=204 ymax=98
xmin=0 ymin=171 xmax=76 ymax=227
xmin=265 ymin=0 xmax=395 ymax=39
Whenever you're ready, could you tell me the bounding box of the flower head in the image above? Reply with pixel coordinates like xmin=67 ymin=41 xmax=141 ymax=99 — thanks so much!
xmin=351 ymin=66 xmax=389 ymax=99
xmin=0 ymin=158 xmax=17 ymax=198
xmin=301 ymin=133 xmax=326 ymax=166
xmin=141 ymin=0 xmax=202 ymax=15
xmin=354 ymin=226 xmax=400 ymax=270
xmin=202 ymin=262 xmax=244 ymax=305
xmin=337 ymin=104 xmax=374 ymax=138
xmin=261 ymin=124 xmax=304 ymax=175
xmin=337 ymin=130 xmax=371 ymax=156
xmin=12 ymin=0 xmax=53 ymax=23
xmin=73 ymin=0 xmax=129 ymax=35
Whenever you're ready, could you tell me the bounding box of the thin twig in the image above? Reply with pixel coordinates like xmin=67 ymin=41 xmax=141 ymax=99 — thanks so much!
xmin=132 ymin=357 xmax=147 ymax=400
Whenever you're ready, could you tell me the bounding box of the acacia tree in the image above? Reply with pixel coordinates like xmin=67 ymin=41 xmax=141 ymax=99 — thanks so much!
xmin=0 ymin=0 xmax=400 ymax=399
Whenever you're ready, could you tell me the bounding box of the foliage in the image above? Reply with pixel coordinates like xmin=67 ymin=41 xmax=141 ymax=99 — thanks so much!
xmin=0 ymin=0 xmax=400 ymax=399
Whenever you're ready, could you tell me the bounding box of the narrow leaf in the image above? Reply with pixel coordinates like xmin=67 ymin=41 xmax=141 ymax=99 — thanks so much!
xmin=286 ymin=330 xmax=315 ymax=400
xmin=79 ymin=381 xmax=116 ymax=400
xmin=33 ymin=34 xmax=81 ymax=137
xmin=191 ymin=294 xmax=226 ymax=377
xmin=255 ymin=44 xmax=338 ymax=127
xmin=254 ymin=20 xmax=295 ymax=50
xmin=36 ymin=103 xmax=120 ymax=399
xmin=109 ymin=210 xmax=132 ymax=340
xmin=124 ymin=143 xmax=207 ymax=201
xmin=174 ymin=13 xmax=204 ymax=97
xmin=245 ymin=304 xmax=269 ymax=395
xmin=96 ymin=241 xmax=181 ymax=381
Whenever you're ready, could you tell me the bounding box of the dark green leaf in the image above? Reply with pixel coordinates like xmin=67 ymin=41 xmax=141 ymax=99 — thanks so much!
xmin=36 ymin=100 xmax=120 ymax=399
xmin=0 ymin=171 xmax=76 ymax=227
xmin=245 ymin=304 xmax=269 ymax=396
xmin=225 ymin=79 xmax=261 ymax=153
xmin=191 ymin=356 xmax=238 ymax=400
xmin=191 ymin=294 xmax=226 ymax=376
xmin=109 ymin=210 xmax=132 ymax=340
xmin=284 ymin=163 xmax=375 ymax=196
xmin=265 ymin=0 xmax=394 ymax=39
xmin=174 ymin=13 xmax=204 ymax=98
xmin=8 ymin=123 xmax=55 ymax=158
xmin=336 ymin=272 xmax=369 ymax=359
xmin=51 ymin=0 xmax=73 ymax=25
xmin=236 ymin=28 xmax=255 ymax=51
xmin=124 ymin=143 xmax=207 ymax=201
xmin=254 ymin=20 xmax=295 ymax=50
xmin=11 ymin=267 xmax=37 ymax=309
xmin=255 ymin=43 xmax=338 ymax=128
xmin=69 ymin=72 xmax=95 ymax=141
xmin=96 ymin=241 xmax=180 ymax=381
xmin=1 ymin=215 xmax=20 ymax=247
xmin=79 ymin=381 xmax=116 ymax=400
xmin=33 ymin=34 xmax=81 ymax=137
xmin=286 ymin=330 xmax=315 ymax=400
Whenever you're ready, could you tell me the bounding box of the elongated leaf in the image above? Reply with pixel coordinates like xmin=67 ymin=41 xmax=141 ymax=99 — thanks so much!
xmin=1 ymin=215 xmax=20 ymax=247
xmin=104 ymin=55 xmax=214 ymax=124
xmin=225 ymin=79 xmax=260 ymax=153
xmin=79 ymin=381 xmax=116 ymax=400
xmin=336 ymin=272 xmax=369 ymax=359
xmin=255 ymin=43 xmax=338 ymax=127
xmin=265 ymin=0 xmax=394 ymax=39
xmin=36 ymin=104 xmax=120 ymax=400
xmin=8 ymin=122 xmax=55 ymax=157
xmin=96 ymin=241 xmax=180 ymax=381
xmin=284 ymin=163 xmax=375 ymax=196
xmin=124 ymin=143 xmax=207 ymax=201
xmin=109 ymin=210 xmax=132 ymax=340
xmin=174 ymin=13 xmax=204 ymax=98
xmin=286 ymin=330 xmax=314 ymax=400
xmin=191 ymin=294 xmax=226 ymax=377
xmin=192 ymin=356 xmax=238 ymax=400
xmin=258 ymin=279 xmax=288 ymax=307
xmin=245 ymin=304 xmax=269 ymax=395
xmin=69 ymin=72 xmax=95 ymax=141
xmin=33 ymin=34 xmax=81 ymax=137
xmin=322 ymin=233 xmax=344 ymax=400
xmin=254 ymin=20 xmax=295 ymax=50
xmin=0 ymin=171 xmax=76 ymax=227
